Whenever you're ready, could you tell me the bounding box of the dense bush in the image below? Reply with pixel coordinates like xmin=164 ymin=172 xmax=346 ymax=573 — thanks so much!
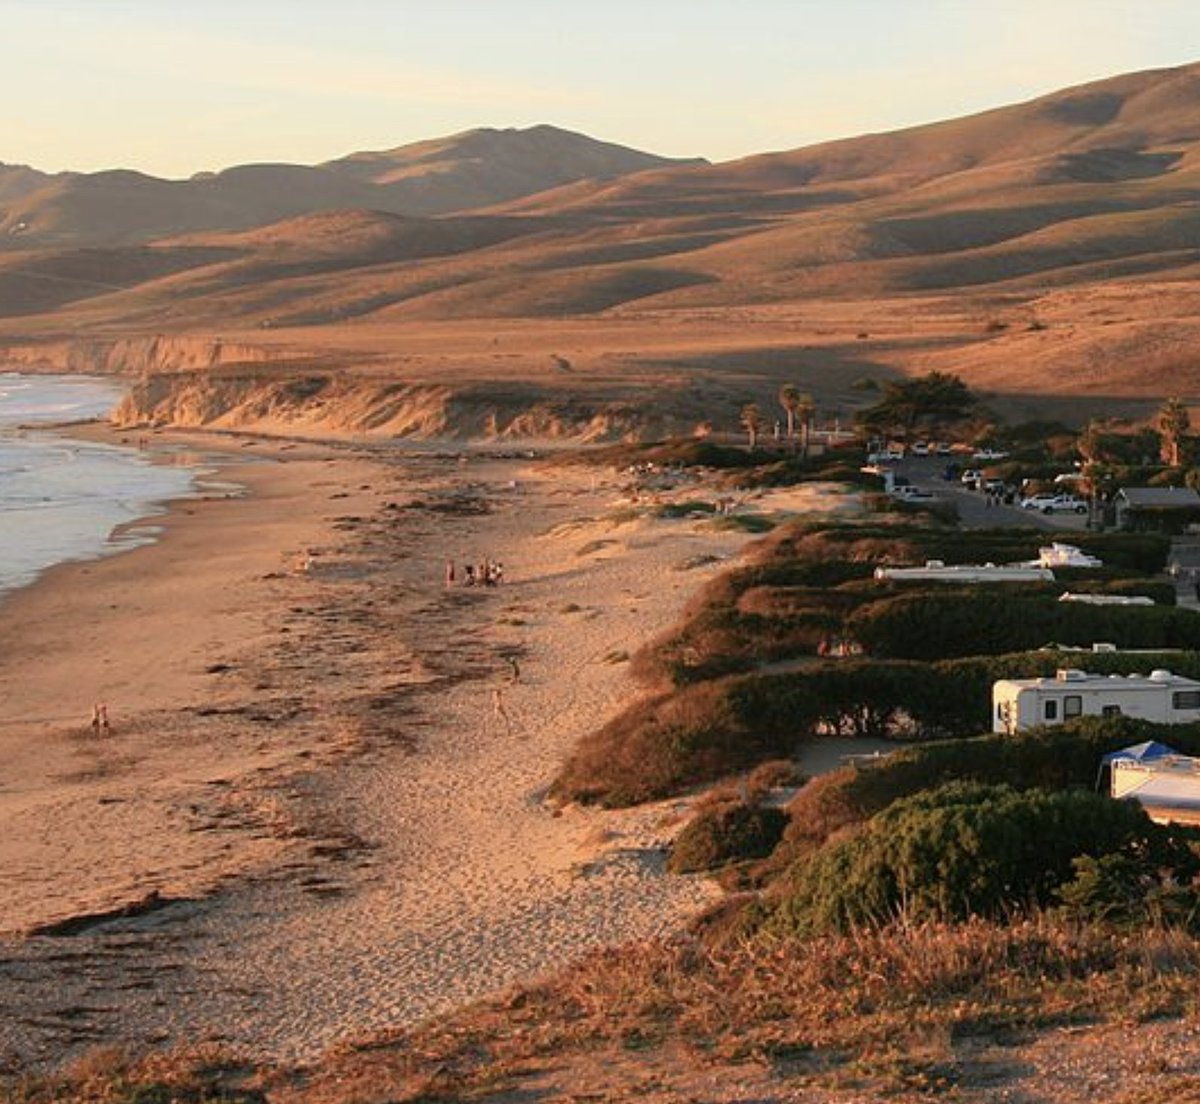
xmin=776 ymin=715 xmax=1200 ymax=866
xmin=551 ymin=677 xmax=798 ymax=807
xmin=559 ymin=647 xmax=1200 ymax=807
xmin=727 ymin=456 xmax=879 ymax=490
xmin=851 ymin=590 xmax=1200 ymax=660
xmin=768 ymin=781 xmax=1196 ymax=935
xmin=668 ymin=802 xmax=789 ymax=873
xmin=632 ymin=521 xmax=1170 ymax=686
xmin=1054 ymin=852 xmax=1200 ymax=927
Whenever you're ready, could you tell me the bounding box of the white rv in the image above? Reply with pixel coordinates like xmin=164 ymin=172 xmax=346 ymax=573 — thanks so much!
xmin=1058 ymin=592 xmax=1154 ymax=606
xmin=1107 ymin=743 xmax=1200 ymax=826
xmin=993 ymin=669 xmax=1200 ymax=734
xmin=874 ymin=561 xmax=1054 ymax=583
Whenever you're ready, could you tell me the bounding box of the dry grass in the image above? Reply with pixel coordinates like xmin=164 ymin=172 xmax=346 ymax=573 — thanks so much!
xmin=9 ymin=68 xmax=1200 ymax=435
xmin=13 ymin=917 xmax=1200 ymax=1101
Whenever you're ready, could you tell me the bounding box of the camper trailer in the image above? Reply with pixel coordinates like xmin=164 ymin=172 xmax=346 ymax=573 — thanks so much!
xmin=874 ymin=561 xmax=1053 ymax=583
xmin=993 ymin=669 xmax=1200 ymax=734
xmin=1106 ymin=742 xmax=1200 ymax=826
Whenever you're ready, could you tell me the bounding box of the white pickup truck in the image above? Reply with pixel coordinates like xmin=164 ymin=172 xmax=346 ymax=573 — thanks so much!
xmin=1020 ymin=493 xmax=1088 ymax=514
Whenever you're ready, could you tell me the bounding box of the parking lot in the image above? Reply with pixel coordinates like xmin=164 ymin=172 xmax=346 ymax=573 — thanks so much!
xmin=880 ymin=455 xmax=1091 ymax=532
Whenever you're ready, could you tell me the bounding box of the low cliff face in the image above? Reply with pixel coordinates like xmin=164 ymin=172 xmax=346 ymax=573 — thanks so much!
xmin=0 ymin=336 xmax=274 ymax=376
xmin=113 ymin=369 xmax=683 ymax=442
xmin=3 ymin=337 xmax=699 ymax=441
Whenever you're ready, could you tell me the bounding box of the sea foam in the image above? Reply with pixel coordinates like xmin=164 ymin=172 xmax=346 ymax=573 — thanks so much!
xmin=0 ymin=373 xmax=199 ymax=597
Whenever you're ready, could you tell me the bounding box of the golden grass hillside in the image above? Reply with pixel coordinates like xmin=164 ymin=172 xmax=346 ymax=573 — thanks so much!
xmin=5 ymin=62 xmax=1200 ymax=432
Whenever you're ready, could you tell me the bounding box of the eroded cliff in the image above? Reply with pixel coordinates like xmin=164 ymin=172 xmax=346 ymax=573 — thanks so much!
xmin=113 ymin=368 xmax=680 ymax=442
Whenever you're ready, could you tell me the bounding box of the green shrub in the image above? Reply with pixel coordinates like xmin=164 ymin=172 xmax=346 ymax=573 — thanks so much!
xmin=776 ymin=715 xmax=1200 ymax=866
xmin=668 ymin=803 xmax=789 ymax=873
xmin=1054 ymin=852 xmax=1200 ymax=927
xmin=551 ymin=677 xmax=798 ymax=807
xmin=850 ymin=590 xmax=1200 ymax=660
xmin=654 ymin=500 xmax=717 ymax=518
xmin=768 ymin=781 xmax=1194 ymax=935
xmin=631 ymin=521 xmax=1169 ymax=687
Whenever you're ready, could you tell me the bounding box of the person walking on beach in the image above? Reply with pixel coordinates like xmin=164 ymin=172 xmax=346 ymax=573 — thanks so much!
xmin=91 ymin=702 xmax=110 ymax=736
xmin=445 ymin=558 xmax=456 ymax=586
xmin=492 ymin=687 xmax=512 ymax=736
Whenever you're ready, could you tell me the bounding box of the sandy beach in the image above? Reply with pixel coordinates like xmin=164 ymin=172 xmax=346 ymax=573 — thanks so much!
xmin=0 ymin=427 xmax=854 ymax=1070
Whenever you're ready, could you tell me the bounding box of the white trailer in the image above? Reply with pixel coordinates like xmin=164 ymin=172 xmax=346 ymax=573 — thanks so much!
xmin=874 ymin=561 xmax=1054 ymax=583
xmin=1109 ymin=751 xmax=1200 ymax=826
xmin=993 ymin=668 xmax=1200 ymax=734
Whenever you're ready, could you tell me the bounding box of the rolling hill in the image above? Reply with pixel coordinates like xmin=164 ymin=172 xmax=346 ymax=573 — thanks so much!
xmin=0 ymin=125 xmax=699 ymax=249
xmin=5 ymin=63 xmax=1200 ymax=435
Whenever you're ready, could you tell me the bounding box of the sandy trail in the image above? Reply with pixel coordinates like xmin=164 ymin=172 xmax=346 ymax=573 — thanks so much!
xmin=0 ymin=431 xmax=851 ymax=1069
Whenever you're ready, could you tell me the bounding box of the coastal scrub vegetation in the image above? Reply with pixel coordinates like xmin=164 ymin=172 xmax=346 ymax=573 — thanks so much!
xmin=26 ymin=913 xmax=1200 ymax=1101
xmin=666 ymin=800 xmax=788 ymax=874
xmin=767 ymin=780 xmax=1200 ymax=935
xmin=553 ymin=515 xmax=1182 ymax=807
xmin=547 ymin=436 xmax=882 ymax=491
xmin=544 ymin=498 xmax=1200 ymax=1096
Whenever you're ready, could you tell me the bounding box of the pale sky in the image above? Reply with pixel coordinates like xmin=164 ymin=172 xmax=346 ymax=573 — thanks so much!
xmin=4 ymin=0 xmax=1200 ymax=178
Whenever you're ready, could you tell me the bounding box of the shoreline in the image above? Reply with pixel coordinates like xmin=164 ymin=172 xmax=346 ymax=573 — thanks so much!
xmin=0 ymin=428 xmax=382 ymax=936
xmin=0 ymin=425 xmax=742 ymax=1068
xmin=0 ymin=423 xmax=856 ymax=1069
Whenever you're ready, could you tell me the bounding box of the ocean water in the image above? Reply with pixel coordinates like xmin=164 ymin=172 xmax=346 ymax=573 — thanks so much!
xmin=0 ymin=373 xmax=200 ymax=598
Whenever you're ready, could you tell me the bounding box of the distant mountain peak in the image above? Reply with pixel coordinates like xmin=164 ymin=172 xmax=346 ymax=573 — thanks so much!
xmin=0 ymin=125 xmax=699 ymax=248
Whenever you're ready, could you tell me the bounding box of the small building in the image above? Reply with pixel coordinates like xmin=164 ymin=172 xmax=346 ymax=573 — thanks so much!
xmin=1114 ymin=487 xmax=1200 ymax=533
xmin=993 ymin=668 xmax=1200 ymax=734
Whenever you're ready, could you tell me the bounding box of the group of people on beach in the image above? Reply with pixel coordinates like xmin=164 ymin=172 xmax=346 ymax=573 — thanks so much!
xmin=445 ymin=558 xmax=504 ymax=587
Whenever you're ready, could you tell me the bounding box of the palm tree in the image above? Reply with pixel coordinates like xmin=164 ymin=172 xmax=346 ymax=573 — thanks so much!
xmin=779 ymin=384 xmax=800 ymax=442
xmin=1157 ymin=397 xmax=1191 ymax=468
xmin=1080 ymin=461 xmax=1112 ymax=530
xmin=796 ymin=392 xmax=816 ymax=458
xmin=1076 ymin=420 xmax=1106 ymax=466
xmin=741 ymin=402 xmax=763 ymax=450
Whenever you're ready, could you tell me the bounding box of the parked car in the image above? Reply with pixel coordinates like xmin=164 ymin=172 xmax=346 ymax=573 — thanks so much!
xmin=960 ymin=468 xmax=983 ymax=489
xmin=1020 ymin=493 xmax=1088 ymax=514
xmin=891 ymin=485 xmax=936 ymax=502
xmin=973 ymin=448 xmax=1010 ymax=461
xmin=935 ymin=442 xmax=954 ymax=456
xmin=867 ymin=448 xmax=905 ymax=463
xmin=909 ymin=442 xmax=930 ymax=457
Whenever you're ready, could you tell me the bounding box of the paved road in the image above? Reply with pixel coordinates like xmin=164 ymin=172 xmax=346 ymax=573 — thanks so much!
xmin=888 ymin=456 xmax=1089 ymax=532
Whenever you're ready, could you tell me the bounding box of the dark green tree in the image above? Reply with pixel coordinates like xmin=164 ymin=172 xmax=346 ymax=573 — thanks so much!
xmin=855 ymin=372 xmax=975 ymax=441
